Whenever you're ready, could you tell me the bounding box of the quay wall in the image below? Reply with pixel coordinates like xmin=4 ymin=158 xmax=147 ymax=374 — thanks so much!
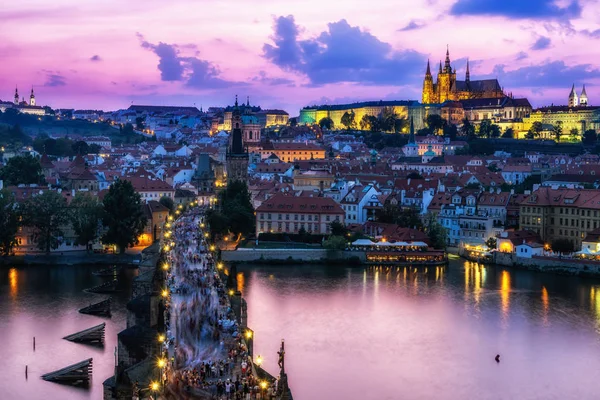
xmin=0 ymin=252 xmax=138 ymax=266
xmin=222 ymin=249 xmax=366 ymax=263
xmin=493 ymin=252 xmax=600 ymax=276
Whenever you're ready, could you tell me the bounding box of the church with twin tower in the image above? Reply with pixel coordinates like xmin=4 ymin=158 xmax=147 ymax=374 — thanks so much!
xmin=422 ymin=47 xmax=504 ymax=104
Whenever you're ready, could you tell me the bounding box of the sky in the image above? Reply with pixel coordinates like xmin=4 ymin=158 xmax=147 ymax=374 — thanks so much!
xmin=1 ymin=0 xmax=599 ymax=114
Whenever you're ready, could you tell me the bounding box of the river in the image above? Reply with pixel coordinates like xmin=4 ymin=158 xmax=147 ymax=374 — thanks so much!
xmin=239 ymin=259 xmax=600 ymax=400
xmin=0 ymin=264 xmax=137 ymax=400
xmin=3 ymin=260 xmax=600 ymax=400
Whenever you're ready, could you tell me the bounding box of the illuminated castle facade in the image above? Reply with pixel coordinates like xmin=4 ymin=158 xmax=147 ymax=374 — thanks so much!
xmin=422 ymin=48 xmax=505 ymax=104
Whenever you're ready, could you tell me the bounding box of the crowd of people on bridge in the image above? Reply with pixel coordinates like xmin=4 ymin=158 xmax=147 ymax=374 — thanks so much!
xmin=159 ymin=208 xmax=278 ymax=399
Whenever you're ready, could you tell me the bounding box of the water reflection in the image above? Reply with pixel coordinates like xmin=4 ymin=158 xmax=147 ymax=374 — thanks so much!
xmin=542 ymin=286 xmax=549 ymax=326
xmin=500 ymin=270 xmax=511 ymax=323
xmin=9 ymin=268 xmax=18 ymax=299
xmin=236 ymin=272 xmax=245 ymax=293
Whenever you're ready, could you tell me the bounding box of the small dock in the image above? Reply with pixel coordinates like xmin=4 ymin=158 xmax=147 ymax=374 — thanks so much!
xmin=79 ymin=298 xmax=111 ymax=317
xmin=41 ymin=358 xmax=93 ymax=384
xmin=84 ymin=280 xmax=120 ymax=294
xmin=63 ymin=323 xmax=105 ymax=344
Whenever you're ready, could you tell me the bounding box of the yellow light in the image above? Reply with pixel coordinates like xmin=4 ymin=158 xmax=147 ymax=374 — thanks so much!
xmin=210 ymin=245 xmax=216 ymax=251
xmin=260 ymin=381 xmax=268 ymax=390
xmin=224 ymin=237 xmax=229 ymax=241
xmin=200 ymin=223 xmax=205 ymax=228
xmin=256 ymin=355 xmax=263 ymax=367
xmin=217 ymin=262 xmax=223 ymax=270
xmin=162 ymin=263 xmax=169 ymax=271
xmin=228 ymin=289 xmax=234 ymax=296
xmin=158 ymin=334 xmax=166 ymax=343
xmin=205 ymin=233 xmax=210 ymax=238
xmin=166 ymin=223 xmax=171 ymax=228
xmin=168 ymin=216 xmax=173 ymax=221
xmin=161 ymin=289 xmax=169 ymax=298
xmin=163 ymin=245 xmax=170 ymax=252
xmin=175 ymin=210 xmax=180 ymax=215
xmin=164 ymin=232 xmax=171 ymax=238
xmin=245 ymin=330 xmax=252 ymax=339
xmin=157 ymin=358 xmax=167 ymax=368
xmin=150 ymin=381 xmax=160 ymax=392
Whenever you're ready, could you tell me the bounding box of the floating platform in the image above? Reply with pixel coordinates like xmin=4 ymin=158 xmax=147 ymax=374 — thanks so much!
xmin=79 ymin=298 xmax=111 ymax=317
xmin=92 ymin=265 xmax=120 ymax=277
xmin=41 ymin=358 xmax=93 ymax=384
xmin=84 ymin=280 xmax=120 ymax=294
xmin=63 ymin=323 xmax=105 ymax=344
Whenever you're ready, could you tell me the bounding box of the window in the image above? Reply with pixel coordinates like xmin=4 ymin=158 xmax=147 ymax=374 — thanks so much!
xmin=326 ymin=215 xmax=330 ymax=222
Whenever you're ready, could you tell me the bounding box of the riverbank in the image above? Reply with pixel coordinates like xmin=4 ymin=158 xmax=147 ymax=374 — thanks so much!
xmin=0 ymin=252 xmax=140 ymax=266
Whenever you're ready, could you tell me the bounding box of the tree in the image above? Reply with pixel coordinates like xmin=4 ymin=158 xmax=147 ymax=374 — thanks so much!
xmin=407 ymin=172 xmax=424 ymax=179
xmin=426 ymin=114 xmax=446 ymax=134
xmin=569 ymin=128 xmax=579 ymax=141
xmin=487 ymin=163 xmax=500 ymax=172
xmin=0 ymin=189 xmax=20 ymax=256
xmin=330 ymin=220 xmax=347 ymax=236
xmin=159 ymin=196 xmax=175 ymax=213
xmin=416 ymin=127 xmax=432 ymax=136
xmin=490 ymin=124 xmax=501 ymax=138
xmin=340 ymin=111 xmax=356 ymax=130
xmin=443 ymin=124 xmax=458 ymax=140
xmin=207 ymin=181 xmax=255 ymax=238
xmin=485 ymin=237 xmax=497 ymax=250
xmin=0 ymin=153 xmax=44 ymax=186
xmin=502 ymin=128 xmax=514 ymax=139
xmin=394 ymin=117 xmax=408 ymax=133
xmin=71 ymin=140 xmax=89 ymax=155
xmin=582 ymin=129 xmax=598 ymax=145
xmin=135 ymin=116 xmax=146 ymax=130
xmin=318 ymin=117 xmax=334 ymax=130
xmin=102 ymin=179 xmax=147 ymax=253
xmin=21 ymin=191 xmax=70 ymax=253
xmin=424 ymin=213 xmax=446 ymax=249
xmin=527 ymin=121 xmax=543 ymax=139
xmin=551 ymin=121 xmax=563 ymax=142
xmin=88 ymin=144 xmax=102 ymax=154
xmin=70 ymin=192 xmax=103 ymax=251
xmin=323 ymin=235 xmax=347 ymax=250
xmin=551 ymin=238 xmax=574 ymax=258
xmin=460 ymin=118 xmax=476 ymax=140
xmin=378 ymin=107 xmax=398 ymax=132
xmin=478 ymin=119 xmax=492 ymax=138
xmin=359 ymin=114 xmax=371 ymax=131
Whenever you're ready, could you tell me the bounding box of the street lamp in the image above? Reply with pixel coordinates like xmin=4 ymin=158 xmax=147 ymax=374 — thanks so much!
xmin=162 ymin=263 xmax=169 ymax=271
xmin=228 ymin=289 xmax=234 ymax=296
xmin=157 ymin=334 xmax=166 ymax=343
xmin=256 ymin=355 xmax=263 ymax=368
xmin=217 ymin=262 xmax=223 ymax=270
xmin=245 ymin=330 xmax=252 ymax=340
xmin=161 ymin=289 xmax=169 ymax=298
xmin=149 ymin=381 xmax=160 ymax=399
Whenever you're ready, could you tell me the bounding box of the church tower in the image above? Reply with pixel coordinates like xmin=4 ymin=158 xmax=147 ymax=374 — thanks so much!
xmin=14 ymin=86 xmax=19 ymax=105
xmin=422 ymin=60 xmax=435 ymax=104
xmin=568 ymin=84 xmax=579 ymax=107
xmin=30 ymin=87 xmax=36 ymax=106
xmin=403 ymin=117 xmax=419 ymax=157
xmin=436 ymin=47 xmax=455 ymax=103
xmin=579 ymin=85 xmax=588 ymax=106
xmin=226 ymin=95 xmax=249 ymax=183
xmin=465 ymin=59 xmax=470 ymax=83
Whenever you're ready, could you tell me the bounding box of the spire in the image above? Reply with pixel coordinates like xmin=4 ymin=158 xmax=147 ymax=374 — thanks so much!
xmin=581 ymin=84 xmax=587 ymax=96
xmin=30 ymin=86 xmax=34 ymax=97
xmin=14 ymin=86 xmax=19 ymax=104
xmin=425 ymin=59 xmax=431 ymax=76
xmin=234 ymin=94 xmax=238 ymax=107
xmin=439 ymin=61 xmax=442 ymax=74
xmin=246 ymin=96 xmax=250 ymax=107
xmin=465 ymin=59 xmax=470 ymax=82
xmin=569 ymin=83 xmax=575 ymax=96
xmin=444 ymin=45 xmax=451 ymax=72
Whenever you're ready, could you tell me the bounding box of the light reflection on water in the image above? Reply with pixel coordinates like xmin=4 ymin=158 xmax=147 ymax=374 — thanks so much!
xmin=240 ymin=260 xmax=600 ymax=400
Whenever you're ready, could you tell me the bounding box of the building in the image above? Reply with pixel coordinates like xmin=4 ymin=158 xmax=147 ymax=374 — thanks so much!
xmin=299 ymin=100 xmax=425 ymax=130
xmin=259 ymin=142 xmax=326 ymax=163
xmin=124 ymin=176 xmax=175 ymax=203
xmin=422 ymin=48 xmax=504 ymax=104
xmin=460 ymin=96 xmax=532 ymax=122
xmin=256 ymin=109 xmax=289 ymax=127
xmin=519 ymin=187 xmax=600 ymax=249
xmin=569 ymin=84 xmax=588 ymax=107
xmin=255 ymin=194 xmax=345 ymax=236
xmin=226 ymin=97 xmax=249 ymax=183
xmin=8 ymin=86 xmax=46 ymax=116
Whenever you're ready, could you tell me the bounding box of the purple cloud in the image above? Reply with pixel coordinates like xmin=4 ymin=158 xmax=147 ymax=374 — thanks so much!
xmin=531 ymin=36 xmax=551 ymax=50
xmin=450 ymin=0 xmax=581 ymax=20
xmin=44 ymin=73 xmax=66 ymax=87
xmin=398 ymin=20 xmax=426 ymax=31
xmin=90 ymin=55 xmax=102 ymax=62
xmin=263 ymin=16 xmax=425 ymax=86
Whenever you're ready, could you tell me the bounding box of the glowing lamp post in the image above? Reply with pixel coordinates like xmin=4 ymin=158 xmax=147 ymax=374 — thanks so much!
xmin=161 ymin=289 xmax=169 ymax=298
xmin=256 ymin=354 xmax=263 ymax=369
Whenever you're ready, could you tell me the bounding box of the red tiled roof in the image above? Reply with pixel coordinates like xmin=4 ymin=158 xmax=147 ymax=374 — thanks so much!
xmin=256 ymin=193 xmax=344 ymax=214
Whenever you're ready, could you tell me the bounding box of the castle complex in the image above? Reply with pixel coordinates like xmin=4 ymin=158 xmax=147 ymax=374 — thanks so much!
xmin=422 ymin=47 xmax=504 ymax=104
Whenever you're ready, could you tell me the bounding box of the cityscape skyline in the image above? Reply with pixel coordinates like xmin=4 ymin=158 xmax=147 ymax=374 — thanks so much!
xmin=1 ymin=0 xmax=599 ymax=112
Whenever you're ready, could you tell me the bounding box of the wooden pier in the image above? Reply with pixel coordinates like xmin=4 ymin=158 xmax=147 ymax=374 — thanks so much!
xmin=79 ymin=298 xmax=111 ymax=317
xmin=63 ymin=323 xmax=105 ymax=344
xmin=84 ymin=280 xmax=120 ymax=294
xmin=41 ymin=358 xmax=93 ymax=384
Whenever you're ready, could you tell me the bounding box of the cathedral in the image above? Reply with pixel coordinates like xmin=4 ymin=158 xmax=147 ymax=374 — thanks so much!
xmin=422 ymin=47 xmax=504 ymax=104
xmin=568 ymin=84 xmax=588 ymax=107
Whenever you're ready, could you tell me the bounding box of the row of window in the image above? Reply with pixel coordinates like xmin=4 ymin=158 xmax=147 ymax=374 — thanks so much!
xmin=259 ymin=222 xmax=331 ymax=233
xmin=260 ymin=213 xmax=338 ymax=222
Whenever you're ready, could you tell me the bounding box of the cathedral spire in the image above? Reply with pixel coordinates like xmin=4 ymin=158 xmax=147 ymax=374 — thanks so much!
xmin=425 ymin=59 xmax=431 ymax=76
xmin=439 ymin=61 xmax=442 ymax=74
xmin=444 ymin=45 xmax=451 ymax=72
xmin=465 ymin=59 xmax=470 ymax=82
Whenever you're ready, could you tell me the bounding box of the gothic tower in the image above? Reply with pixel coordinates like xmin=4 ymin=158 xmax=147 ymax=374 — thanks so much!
xmin=30 ymin=87 xmax=36 ymax=106
xmin=14 ymin=86 xmax=19 ymax=105
xmin=422 ymin=60 xmax=435 ymax=104
xmin=568 ymin=84 xmax=579 ymax=107
xmin=226 ymin=95 xmax=249 ymax=183
xmin=465 ymin=59 xmax=470 ymax=83
xmin=436 ymin=47 xmax=456 ymax=103
xmin=579 ymin=85 xmax=588 ymax=106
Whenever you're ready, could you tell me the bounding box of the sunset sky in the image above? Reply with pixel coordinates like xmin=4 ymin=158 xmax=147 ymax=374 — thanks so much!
xmin=1 ymin=0 xmax=599 ymax=114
